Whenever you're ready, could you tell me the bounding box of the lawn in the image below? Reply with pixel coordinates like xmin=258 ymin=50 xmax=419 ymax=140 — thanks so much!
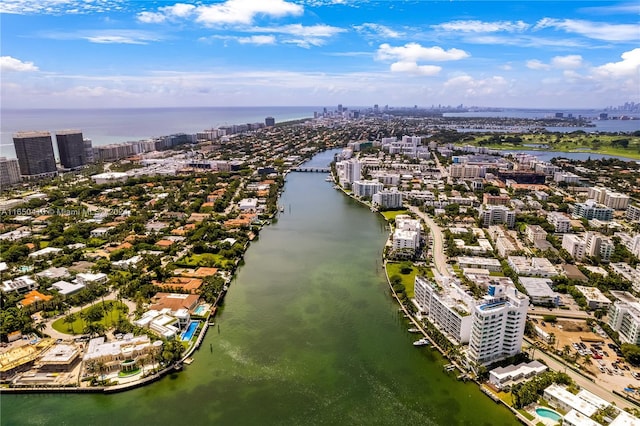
xmin=176 ymin=253 xmax=233 ymax=268
xmin=52 ymin=301 xmax=128 ymax=335
xmin=386 ymin=262 xmax=417 ymax=298
xmin=380 ymin=210 xmax=409 ymax=221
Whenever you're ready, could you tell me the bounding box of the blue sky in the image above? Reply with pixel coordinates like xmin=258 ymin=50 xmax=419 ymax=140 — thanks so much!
xmin=1 ymin=0 xmax=638 ymax=109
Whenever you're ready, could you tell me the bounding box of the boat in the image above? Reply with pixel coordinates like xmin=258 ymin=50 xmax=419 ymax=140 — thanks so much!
xmin=408 ymin=328 xmax=421 ymax=333
xmin=279 ymin=205 xmax=284 ymax=212
xmin=413 ymin=338 xmax=431 ymax=347
xmin=183 ymin=357 xmax=194 ymax=365
xmin=325 ymin=175 xmax=333 ymax=182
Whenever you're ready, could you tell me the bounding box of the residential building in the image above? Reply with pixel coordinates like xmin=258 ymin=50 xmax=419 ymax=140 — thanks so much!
xmin=547 ymin=212 xmax=571 ymax=233
xmin=615 ymin=232 xmax=640 ymax=257
xmin=519 ymin=277 xmax=560 ymax=306
xmin=479 ymin=205 xmax=516 ymax=228
xmin=610 ymin=263 xmax=640 ymax=292
xmin=467 ymin=284 xmax=529 ymax=367
xmin=372 ymin=188 xmax=403 ymax=209
xmin=572 ymin=200 xmax=613 ymax=221
xmin=589 ymin=186 xmax=630 ymax=210
xmin=414 ymin=276 xmax=474 ymax=344
xmin=12 ymin=131 xmax=57 ymax=177
xmin=74 ymin=272 xmax=108 ymax=286
xmin=626 ymin=204 xmax=640 ymax=222
xmin=56 ymin=129 xmax=86 ymax=169
xmin=575 ymin=286 xmax=611 ymax=310
xmin=584 ymin=232 xmax=614 ymax=262
xmin=488 ymin=360 xmax=547 ymax=390
xmin=449 ymin=164 xmax=482 ymax=179
xmin=482 ymin=193 xmax=510 ymax=206
xmin=543 ymin=384 xmax=599 ymax=418
xmin=352 ymin=180 xmax=383 ymax=198
xmin=1 ymin=276 xmax=38 ymax=294
xmin=391 ymin=215 xmax=421 ymax=256
xmin=0 ymin=157 xmax=21 ymax=188
xmin=562 ymin=234 xmax=586 ymax=261
xmin=51 ymin=280 xmax=86 ymax=296
xmin=457 ymin=256 xmax=502 ymax=272
xmin=83 ymin=138 xmax=94 ymax=163
xmin=608 ymin=291 xmax=640 ymax=345
xmin=28 ymin=247 xmax=63 ymax=260
xmin=265 ymin=116 xmax=275 ymax=127
xmin=524 ymin=225 xmax=547 ymax=243
xmin=507 ymin=256 xmax=558 ymax=277
xmin=336 ymin=158 xmax=361 ymax=188
xmin=83 ymin=334 xmax=159 ymax=374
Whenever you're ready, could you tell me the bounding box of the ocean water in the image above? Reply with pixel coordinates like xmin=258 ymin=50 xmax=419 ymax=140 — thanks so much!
xmin=0 ymin=107 xmax=319 ymax=159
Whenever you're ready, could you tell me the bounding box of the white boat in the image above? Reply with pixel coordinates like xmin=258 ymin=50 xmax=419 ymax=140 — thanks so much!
xmin=408 ymin=328 xmax=421 ymax=333
xmin=413 ymin=338 xmax=431 ymax=347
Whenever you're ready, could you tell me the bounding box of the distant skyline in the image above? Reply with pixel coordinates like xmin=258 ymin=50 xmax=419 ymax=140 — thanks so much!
xmin=1 ymin=0 xmax=639 ymax=109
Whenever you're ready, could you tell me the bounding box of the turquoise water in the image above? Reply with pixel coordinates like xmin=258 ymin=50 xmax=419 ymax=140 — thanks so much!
xmin=536 ymin=407 xmax=563 ymax=421
xmin=0 ymin=150 xmax=517 ymax=426
xmin=193 ymin=305 xmax=207 ymax=316
xmin=180 ymin=321 xmax=199 ymax=342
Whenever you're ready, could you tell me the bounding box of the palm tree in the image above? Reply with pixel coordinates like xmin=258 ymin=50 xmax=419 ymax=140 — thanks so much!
xmin=63 ymin=313 xmax=77 ymax=333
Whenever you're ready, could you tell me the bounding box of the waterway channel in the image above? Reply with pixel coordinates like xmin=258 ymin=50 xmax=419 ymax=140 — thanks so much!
xmin=0 ymin=150 xmax=518 ymax=426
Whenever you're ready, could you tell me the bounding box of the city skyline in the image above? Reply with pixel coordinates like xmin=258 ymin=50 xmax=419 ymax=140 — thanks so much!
xmin=1 ymin=0 xmax=639 ymax=109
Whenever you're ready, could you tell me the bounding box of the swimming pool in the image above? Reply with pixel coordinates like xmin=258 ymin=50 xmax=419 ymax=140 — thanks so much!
xmin=193 ymin=305 xmax=207 ymax=316
xmin=181 ymin=321 xmax=200 ymax=342
xmin=536 ymin=407 xmax=562 ymax=422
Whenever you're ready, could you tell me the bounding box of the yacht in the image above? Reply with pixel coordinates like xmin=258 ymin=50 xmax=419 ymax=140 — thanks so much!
xmin=413 ymin=338 xmax=431 ymax=347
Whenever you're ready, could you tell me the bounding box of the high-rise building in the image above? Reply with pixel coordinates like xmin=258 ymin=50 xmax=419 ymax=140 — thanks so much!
xmin=12 ymin=131 xmax=57 ymax=177
xmin=83 ymin=139 xmax=94 ymax=164
xmin=56 ymin=129 xmax=86 ymax=169
xmin=467 ymin=284 xmax=529 ymax=367
xmin=0 ymin=157 xmax=21 ymax=188
xmin=265 ymin=117 xmax=275 ymax=127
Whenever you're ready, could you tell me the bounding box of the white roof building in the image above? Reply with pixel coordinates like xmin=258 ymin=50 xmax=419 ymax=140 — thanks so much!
xmin=51 ymin=280 xmax=86 ymax=296
xmin=507 ymin=256 xmax=558 ymax=277
xmin=575 ymin=286 xmax=611 ymax=310
xmin=28 ymin=247 xmax=63 ymax=259
xmin=519 ymin=277 xmax=560 ymax=306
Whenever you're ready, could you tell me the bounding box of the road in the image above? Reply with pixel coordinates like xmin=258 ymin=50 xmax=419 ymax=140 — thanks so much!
xmin=407 ymin=205 xmax=451 ymax=277
xmin=524 ymin=339 xmax=636 ymax=411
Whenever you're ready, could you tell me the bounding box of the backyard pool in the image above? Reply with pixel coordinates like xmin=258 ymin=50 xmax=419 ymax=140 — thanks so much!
xmin=193 ymin=305 xmax=207 ymax=316
xmin=536 ymin=407 xmax=563 ymax=422
xmin=181 ymin=321 xmax=200 ymax=342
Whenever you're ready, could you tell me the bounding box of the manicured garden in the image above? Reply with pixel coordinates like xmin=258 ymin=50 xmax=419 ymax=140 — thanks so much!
xmin=52 ymin=300 xmax=128 ymax=335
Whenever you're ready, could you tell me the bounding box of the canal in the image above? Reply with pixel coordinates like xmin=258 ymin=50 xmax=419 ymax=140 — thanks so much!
xmin=0 ymin=150 xmax=518 ymax=426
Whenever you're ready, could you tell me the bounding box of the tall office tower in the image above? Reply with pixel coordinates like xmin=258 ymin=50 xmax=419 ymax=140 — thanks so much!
xmin=83 ymin=138 xmax=95 ymax=164
xmin=265 ymin=116 xmax=275 ymax=127
xmin=56 ymin=129 xmax=86 ymax=169
xmin=337 ymin=104 xmax=343 ymax=113
xmin=12 ymin=131 xmax=57 ymax=177
xmin=0 ymin=157 xmax=21 ymax=188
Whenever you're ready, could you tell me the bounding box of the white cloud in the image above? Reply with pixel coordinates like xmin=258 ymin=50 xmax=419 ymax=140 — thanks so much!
xmin=390 ymin=61 xmax=441 ymax=76
xmin=354 ymin=23 xmax=403 ymax=39
xmin=237 ymin=35 xmax=276 ymax=45
xmin=250 ymin=24 xmax=344 ymax=38
xmin=593 ymin=48 xmax=640 ymax=78
xmin=138 ymin=0 xmax=303 ymax=26
xmin=376 ymin=43 xmax=469 ymax=62
xmin=433 ymin=20 xmax=529 ymax=33
xmin=443 ymin=75 xmax=510 ymax=97
xmin=0 ymin=0 xmax=125 ymax=14
xmin=551 ymin=55 xmax=583 ymax=69
xmin=535 ymin=18 xmax=640 ymax=42
xmin=42 ymin=30 xmax=162 ymax=45
xmin=526 ymin=59 xmax=550 ymax=70
xmin=1 ymin=56 xmax=39 ymax=72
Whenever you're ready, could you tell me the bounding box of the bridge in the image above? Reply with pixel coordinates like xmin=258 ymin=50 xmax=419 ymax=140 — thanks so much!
xmin=289 ymin=167 xmax=330 ymax=173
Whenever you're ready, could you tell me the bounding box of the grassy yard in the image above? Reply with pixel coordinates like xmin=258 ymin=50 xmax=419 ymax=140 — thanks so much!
xmin=380 ymin=210 xmax=409 ymax=221
xmin=52 ymin=301 xmax=128 ymax=335
xmin=386 ymin=262 xmax=417 ymax=298
xmin=176 ymin=253 xmax=233 ymax=268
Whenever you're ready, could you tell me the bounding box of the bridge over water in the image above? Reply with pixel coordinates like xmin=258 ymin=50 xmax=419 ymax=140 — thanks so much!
xmin=289 ymin=167 xmax=330 ymax=173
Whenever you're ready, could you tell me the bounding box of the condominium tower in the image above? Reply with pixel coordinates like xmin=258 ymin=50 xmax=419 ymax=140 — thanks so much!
xmin=12 ymin=131 xmax=57 ymax=177
xmin=56 ymin=129 xmax=86 ymax=169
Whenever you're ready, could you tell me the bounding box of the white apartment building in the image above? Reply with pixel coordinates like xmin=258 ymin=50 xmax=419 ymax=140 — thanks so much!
xmin=608 ymin=291 xmax=640 ymax=345
xmin=467 ymin=284 xmax=529 ymax=367
xmin=610 ymin=263 xmax=640 ymax=293
xmin=0 ymin=157 xmax=21 ymax=187
xmin=524 ymin=225 xmax=547 ymax=243
xmin=584 ymin=232 xmax=614 ymax=262
xmin=519 ymin=277 xmax=560 ymax=306
xmin=575 ymin=286 xmax=611 ymax=310
xmin=395 ymin=215 xmax=421 ymax=233
xmin=615 ymin=232 xmax=640 ymax=257
xmin=507 ymin=256 xmax=558 ymax=277
xmin=414 ymin=276 xmax=474 ymax=344
xmin=392 ymin=229 xmax=420 ymax=252
xmin=572 ymin=200 xmax=614 ymax=221
xmin=372 ymin=188 xmax=403 ymax=209
xmin=457 ymin=256 xmax=502 ymax=272
xmin=336 ymin=158 xmax=361 ymax=188
xmin=553 ymin=171 xmax=580 ymax=183
xmin=562 ymin=234 xmax=586 ymax=261
xmin=479 ymin=205 xmax=516 ymax=228
xmin=626 ymin=204 xmax=640 ymax=222
xmin=547 ymin=212 xmax=571 ymax=233
xmin=352 ymin=180 xmax=383 ymax=198
xmin=449 ymin=164 xmax=483 ymax=179
xmin=370 ymin=171 xmax=400 ymax=186
xmin=588 ymin=186 xmax=630 ymax=210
